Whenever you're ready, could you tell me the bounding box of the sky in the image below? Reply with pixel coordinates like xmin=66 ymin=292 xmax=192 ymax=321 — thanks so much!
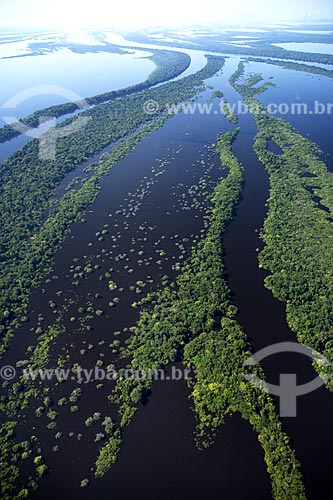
xmin=0 ymin=0 xmax=332 ymax=29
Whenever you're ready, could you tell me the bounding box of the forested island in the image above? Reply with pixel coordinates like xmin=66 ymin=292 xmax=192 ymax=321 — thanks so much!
xmin=230 ymin=61 xmax=333 ymax=387
xmin=245 ymin=57 xmax=333 ymax=79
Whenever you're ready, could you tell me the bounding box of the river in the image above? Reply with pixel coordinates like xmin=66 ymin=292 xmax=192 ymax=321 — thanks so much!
xmin=1 ymin=46 xmax=333 ymax=499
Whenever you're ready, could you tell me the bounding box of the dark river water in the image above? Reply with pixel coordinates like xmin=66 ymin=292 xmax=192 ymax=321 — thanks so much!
xmin=1 ymin=53 xmax=333 ymax=500
xmin=222 ymin=64 xmax=333 ymax=500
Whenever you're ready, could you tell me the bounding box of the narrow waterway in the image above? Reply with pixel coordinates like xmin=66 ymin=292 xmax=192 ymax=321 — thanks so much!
xmin=222 ymin=67 xmax=333 ymax=500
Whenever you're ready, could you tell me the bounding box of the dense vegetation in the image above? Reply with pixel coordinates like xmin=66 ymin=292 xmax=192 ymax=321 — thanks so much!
xmin=231 ymin=62 xmax=333 ymax=388
xmin=245 ymin=57 xmax=333 ymax=79
xmin=222 ymin=99 xmax=239 ymax=124
xmin=0 ymin=54 xmax=225 ymax=495
xmin=0 ymin=118 xmax=168 ymax=354
xmin=0 ymin=55 xmax=225 ymax=354
xmin=1 ymin=47 xmax=318 ymax=498
xmin=94 ymin=130 xmax=306 ymax=499
xmin=126 ymin=31 xmax=333 ymax=65
xmin=184 ymin=323 xmax=306 ymax=500
xmin=0 ymin=127 xmax=221 ymax=498
xmin=0 ymin=49 xmax=190 ymax=143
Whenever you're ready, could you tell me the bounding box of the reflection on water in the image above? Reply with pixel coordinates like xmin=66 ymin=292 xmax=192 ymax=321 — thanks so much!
xmin=0 ymin=48 xmax=154 ymax=125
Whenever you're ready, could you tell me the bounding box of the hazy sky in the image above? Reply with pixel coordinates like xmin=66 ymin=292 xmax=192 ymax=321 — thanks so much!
xmin=0 ymin=0 xmax=332 ymax=28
